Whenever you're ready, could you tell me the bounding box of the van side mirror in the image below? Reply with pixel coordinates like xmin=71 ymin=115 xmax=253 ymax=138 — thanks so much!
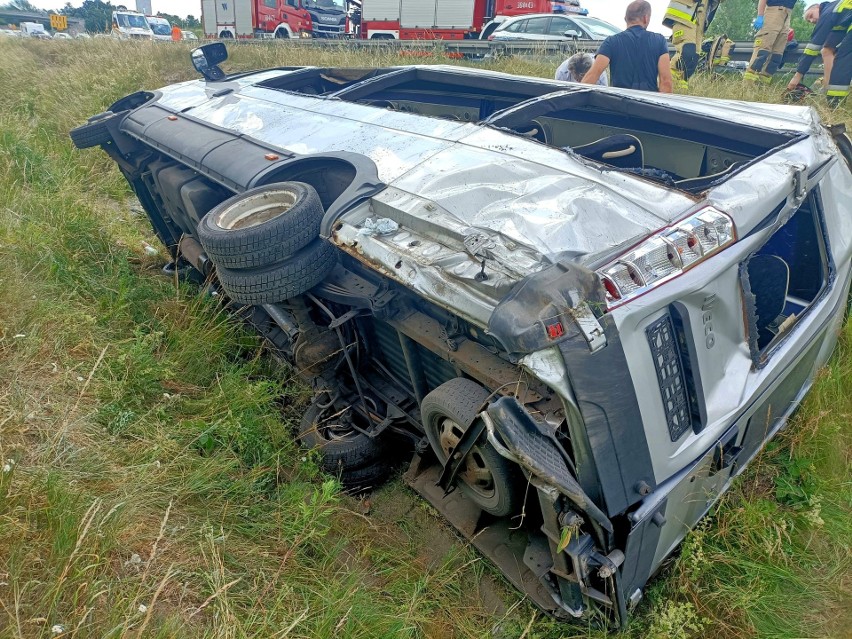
xmin=564 ymin=29 xmax=581 ymax=39
xmin=191 ymin=42 xmax=228 ymax=81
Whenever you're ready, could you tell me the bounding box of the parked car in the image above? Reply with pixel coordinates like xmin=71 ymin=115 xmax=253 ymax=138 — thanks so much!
xmin=0 ymin=28 xmax=20 ymax=37
xmin=181 ymin=30 xmax=199 ymax=41
xmin=52 ymin=32 xmax=73 ymax=40
xmin=490 ymin=13 xmax=620 ymax=42
xmin=70 ymin=43 xmax=852 ymax=628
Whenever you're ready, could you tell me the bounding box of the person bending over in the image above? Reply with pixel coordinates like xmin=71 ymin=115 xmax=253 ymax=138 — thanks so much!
xmin=581 ymin=0 xmax=673 ymax=92
xmin=787 ymin=0 xmax=852 ymax=105
xmin=556 ymin=52 xmax=609 ymax=85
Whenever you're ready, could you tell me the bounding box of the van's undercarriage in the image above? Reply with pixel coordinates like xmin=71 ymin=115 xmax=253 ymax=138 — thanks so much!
xmin=72 ymin=60 xmax=852 ymax=628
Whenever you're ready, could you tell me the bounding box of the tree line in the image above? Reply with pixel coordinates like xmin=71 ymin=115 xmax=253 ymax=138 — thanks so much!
xmin=0 ymin=0 xmax=200 ymax=33
xmin=707 ymin=0 xmax=815 ymax=43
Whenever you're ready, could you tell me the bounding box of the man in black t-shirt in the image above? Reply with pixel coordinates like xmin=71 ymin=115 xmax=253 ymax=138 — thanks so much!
xmin=581 ymin=0 xmax=673 ymax=92
xmin=744 ymin=0 xmax=798 ymax=83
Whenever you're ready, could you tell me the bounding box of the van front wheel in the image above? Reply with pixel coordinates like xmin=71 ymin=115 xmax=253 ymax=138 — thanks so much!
xmin=421 ymin=378 xmax=522 ymax=517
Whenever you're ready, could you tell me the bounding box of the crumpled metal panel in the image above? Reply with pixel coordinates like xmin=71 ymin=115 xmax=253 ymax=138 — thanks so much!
xmin=597 ymin=89 xmax=820 ymax=134
xmin=155 ymin=70 xmax=294 ymax=112
xmin=142 ymin=67 xmax=839 ymax=328
xmin=333 ymin=199 xmax=515 ymax=327
xmin=178 ymin=84 xmax=697 ymax=266
xmin=184 ymin=86 xmax=475 ymax=184
xmin=387 ymin=126 xmax=693 ymax=263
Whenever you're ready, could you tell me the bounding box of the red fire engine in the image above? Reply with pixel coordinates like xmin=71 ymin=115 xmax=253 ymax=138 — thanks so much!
xmin=356 ymin=0 xmax=583 ymax=40
xmin=202 ymin=0 xmax=347 ymax=40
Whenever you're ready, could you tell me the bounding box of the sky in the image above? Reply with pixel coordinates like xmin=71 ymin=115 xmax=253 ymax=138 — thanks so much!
xmin=27 ymin=0 xmax=205 ymax=18
xmin=26 ymin=0 xmax=673 ymax=33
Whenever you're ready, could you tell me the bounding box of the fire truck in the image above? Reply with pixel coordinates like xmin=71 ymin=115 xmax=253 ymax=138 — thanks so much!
xmin=201 ymin=0 xmax=347 ymax=40
xmin=356 ymin=0 xmax=584 ymax=40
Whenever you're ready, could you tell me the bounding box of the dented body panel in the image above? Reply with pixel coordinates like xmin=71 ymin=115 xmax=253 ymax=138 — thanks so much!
xmin=77 ymin=58 xmax=852 ymax=627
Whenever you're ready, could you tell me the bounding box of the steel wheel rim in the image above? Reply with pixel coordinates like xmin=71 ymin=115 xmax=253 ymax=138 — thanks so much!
xmin=216 ymin=189 xmax=297 ymax=230
xmin=437 ymin=417 xmax=496 ymax=498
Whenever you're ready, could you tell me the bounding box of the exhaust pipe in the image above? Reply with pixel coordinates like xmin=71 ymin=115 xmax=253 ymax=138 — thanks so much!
xmin=178 ymin=236 xmax=213 ymax=277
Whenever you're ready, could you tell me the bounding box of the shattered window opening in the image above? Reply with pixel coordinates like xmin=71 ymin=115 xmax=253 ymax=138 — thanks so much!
xmin=741 ymin=191 xmax=830 ymax=365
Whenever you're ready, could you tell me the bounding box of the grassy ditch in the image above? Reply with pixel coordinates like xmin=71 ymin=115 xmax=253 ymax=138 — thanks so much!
xmin=0 ymin=38 xmax=850 ymax=639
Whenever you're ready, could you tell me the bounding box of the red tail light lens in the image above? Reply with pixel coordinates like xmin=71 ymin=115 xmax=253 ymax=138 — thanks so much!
xmin=596 ymin=207 xmax=736 ymax=309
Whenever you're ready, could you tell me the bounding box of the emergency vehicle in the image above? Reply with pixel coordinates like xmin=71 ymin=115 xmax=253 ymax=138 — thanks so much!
xmin=357 ymin=0 xmax=585 ymax=40
xmin=201 ymin=0 xmax=346 ymax=39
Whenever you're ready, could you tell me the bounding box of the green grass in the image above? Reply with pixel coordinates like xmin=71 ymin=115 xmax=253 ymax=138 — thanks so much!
xmin=0 ymin=38 xmax=850 ymax=639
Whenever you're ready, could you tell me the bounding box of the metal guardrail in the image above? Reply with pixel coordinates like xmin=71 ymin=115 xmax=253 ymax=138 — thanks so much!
xmin=216 ymin=36 xmax=815 ymax=65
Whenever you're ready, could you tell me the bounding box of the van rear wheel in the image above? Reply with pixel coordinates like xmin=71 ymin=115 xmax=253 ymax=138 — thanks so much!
xmin=298 ymin=401 xmax=387 ymax=473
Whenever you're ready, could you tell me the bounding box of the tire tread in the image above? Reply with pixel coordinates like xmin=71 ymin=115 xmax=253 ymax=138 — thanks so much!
xmin=216 ymin=239 xmax=336 ymax=305
xmin=198 ymin=182 xmax=323 ymax=269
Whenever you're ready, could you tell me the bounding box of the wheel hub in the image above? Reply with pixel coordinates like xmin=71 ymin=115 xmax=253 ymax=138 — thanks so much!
xmin=216 ymin=189 xmax=297 ymax=230
xmin=438 ymin=417 xmax=495 ymax=497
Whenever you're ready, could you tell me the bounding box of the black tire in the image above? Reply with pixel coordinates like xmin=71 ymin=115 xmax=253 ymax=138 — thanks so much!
xmin=298 ymin=402 xmax=387 ymax=474
xmin=338 ymin=460 xmax=391 ymax=493
xmin=69 ymin=111 xmax=116 ymax=149
xmin=215 ymin=238 xmax=336 ymax=305
xmin=198 ymin=183 xmax=324 ymax=270
xmin=421 ymin=378 xmax=521 ymax=517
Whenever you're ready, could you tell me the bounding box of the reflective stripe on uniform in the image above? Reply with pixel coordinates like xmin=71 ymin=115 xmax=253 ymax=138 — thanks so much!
xmin=804 ymin=43 xmax=821 ymax=54
xmin=667 ymin=1 xmax=696 ymax=15
xmin=665 ymin=2 xmax=697 ymax=23
xmin=665 ymin=8 xmax=697 ymax=23
xmin=827 ymin=86 xmax=850 ymax=96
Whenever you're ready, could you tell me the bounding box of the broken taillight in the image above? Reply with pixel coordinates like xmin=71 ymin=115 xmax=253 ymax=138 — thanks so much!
xmin=597 ymin=207 xmax=736 ymax=308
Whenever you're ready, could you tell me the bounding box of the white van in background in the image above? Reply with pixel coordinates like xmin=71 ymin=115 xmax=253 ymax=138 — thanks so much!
xmin=112 ymin=10 xmax=154 ymax=40
xmin=146 ymin=16 xmax=172 ymax=41
xmin=20 ymin=22 xmax=51 ymax=38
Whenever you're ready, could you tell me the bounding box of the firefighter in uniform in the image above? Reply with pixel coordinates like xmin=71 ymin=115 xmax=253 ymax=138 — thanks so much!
xmin=787 ymin=0 xmax=852 ymax=98
xmin=826 ymin=6 xmax=852 ymax=103
xmin=664 ymin=0 xmax=732 ymax=87
xmin=744 ymin=0 xmax=797 ymax=82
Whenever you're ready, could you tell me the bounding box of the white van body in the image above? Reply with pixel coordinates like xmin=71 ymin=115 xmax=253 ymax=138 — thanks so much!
xmin=21 ymin=22 xmax=50 ymax=38
xmin=112 ymin=11 xmax=154 ymax=40
xmin=146 ymin=16 xmax=173 ymax=41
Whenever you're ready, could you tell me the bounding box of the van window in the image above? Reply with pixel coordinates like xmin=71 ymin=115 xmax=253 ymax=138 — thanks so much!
xmin=741 ymin=190 xmax=830 ymax=365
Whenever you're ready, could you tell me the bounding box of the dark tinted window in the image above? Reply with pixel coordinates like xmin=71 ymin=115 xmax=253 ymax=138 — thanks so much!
xmin=503 ymin=19 xmax=524 ymax=33
xmin=523 ymin=17 xmax=550 ymax=34
xmin=548 ymin=17 xmax=573 ymax=35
